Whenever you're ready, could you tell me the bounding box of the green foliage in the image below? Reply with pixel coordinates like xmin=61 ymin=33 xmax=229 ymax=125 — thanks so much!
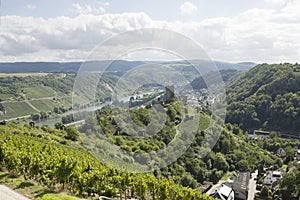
xmin=36 ymin=194 xmax=80 ymax=200
xmin=22 ymin=86 xmax=56 ymax=98
xmin=62 ymin=114 xmax=74 ymax=124
xmin=280 ymin=165 xmax=300 ymax=198
xmin=285 ymin=146 xmax=295 ymax=163
xmin=1 ymin=101 xmax=36 ymax=119
xmin=65 ymin=126 xmax=79 ymax=141
xmin=30 ymin=99 xmax=56 ymax=112
xmin=91 ymin=104 xmax=277 ymax=188
xmin=0 ymin=73 xmax=115 ymax=120
xmin=260 ymin=185 xmax=270 ymax=197
xmin=226 ymin=63 xmax=300 ymax=133
xmin=213 ymin=153 xmax=229 ymax=172
xmin=0 ymin=124 xmax=213 ymax=200
xmin=55 ymin=122 xmax=65 ymax=130
xmin=256 ymin=134 xmax=300 ymax=165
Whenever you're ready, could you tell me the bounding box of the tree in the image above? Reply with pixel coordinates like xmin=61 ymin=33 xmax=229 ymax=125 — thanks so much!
xmin=214 ymin=153 xmax=229 ymax=172
xmin=260 ymin=185 xmax=270 ymax=197
xmin=54 ymin=107 xmax=60 ymax=114
xmin=285 ymin=146 xmax=295 ymax=163
xmin=31 ymin=113 xmax=40 ymax=121
xmin=55 ymin=122 xmax=65 ymax=130
xmin=280 ymin=167 xmax=300 ymax=198
xmin=221 ymin=138 xmax=231 ymax=154
xmin=62 ymin=114 xmax=74 ymax=124
xmin=210 ymin=169 xmax=223 ymax=184
xmin=237 ymin=159 xmax=249 ymax=172
xmin=181 ymin=173 xmax=197 ymax=189
xmin=40 ymin=111 xmax=48 ymax=119
xmin=65 ymin=126 xmax=79 ymax=141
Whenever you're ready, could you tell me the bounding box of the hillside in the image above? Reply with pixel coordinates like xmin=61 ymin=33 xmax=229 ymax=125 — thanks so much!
xmin=0 ymin=61 xmax=145 ymax=73
xmin=0 ymin=124 xmax=214 ymax=200
xmin=82 ymin=102 xmax=279 ymax=187
xmin=191 ymin=69 xmax=239 ymax=90
xmin=0 ymin=100 xmax=281 ymax=199
xmin=226 ymin=63 xmax=300 ymax=134
xmin=0 ymin=60 xmax=255 ymax=73
xmin=0 ymin=73 xmax=117 ymax=121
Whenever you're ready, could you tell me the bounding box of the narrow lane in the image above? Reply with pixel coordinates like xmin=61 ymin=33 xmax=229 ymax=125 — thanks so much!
xmin=248 ymin=170 xmax=258 ymax=200
xmin=0 ymin=185 xmax=30 ymax=200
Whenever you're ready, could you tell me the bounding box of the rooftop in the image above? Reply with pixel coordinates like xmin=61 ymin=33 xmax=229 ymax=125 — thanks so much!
xmin=218 ymin=184 xmax=232 ymax=197
xmin=210 ymin=184 xmax=234 ymax=199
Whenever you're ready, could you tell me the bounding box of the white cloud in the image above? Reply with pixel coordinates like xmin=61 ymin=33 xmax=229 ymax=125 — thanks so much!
xmin=179 ymin=2 xmax=198 ymax=15
xmin=72 ymin=3 xmax=105 ymax=15
xmin=1 ymin=1 xmax=300 ymax=63
xmin=0 ymin=13 xmax=156 ymax=61
xmin=264 ymin=0 xmax=288 ymax=5
xmin=25 ymin=4 xmax=37 ymax=10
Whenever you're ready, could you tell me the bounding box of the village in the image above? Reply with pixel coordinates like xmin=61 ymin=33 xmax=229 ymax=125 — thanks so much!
xmin=202 ymin=136 xmax=300 ymax=200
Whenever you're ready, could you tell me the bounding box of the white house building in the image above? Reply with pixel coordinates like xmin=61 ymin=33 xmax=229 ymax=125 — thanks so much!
xmin=210 ymin=184 xmax=234 ymax=200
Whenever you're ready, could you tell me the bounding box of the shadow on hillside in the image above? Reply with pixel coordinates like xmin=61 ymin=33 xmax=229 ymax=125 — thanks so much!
xmin=15 ymin=181 xmax=34 ymax=189
xmin=0 ymin=173 xmax=9 ymax=180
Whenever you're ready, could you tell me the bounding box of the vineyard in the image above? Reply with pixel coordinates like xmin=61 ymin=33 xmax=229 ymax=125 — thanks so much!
xmin=0 ymin=124 xmax=214 ymax=200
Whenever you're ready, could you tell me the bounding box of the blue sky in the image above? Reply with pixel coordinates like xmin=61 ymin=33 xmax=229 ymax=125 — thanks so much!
xmin=0 ymin=0 xmax=299 ymax=63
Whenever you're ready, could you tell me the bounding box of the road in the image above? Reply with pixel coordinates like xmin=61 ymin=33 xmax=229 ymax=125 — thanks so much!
xmin=0 ymin=185 xmax=30 ymax=200
xmin=248 ymin=170 xmax=258 ymax=200
xmin=5 ymin=115 xmax=31 ymax=122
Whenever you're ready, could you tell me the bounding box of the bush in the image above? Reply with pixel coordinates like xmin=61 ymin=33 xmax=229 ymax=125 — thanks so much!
xmin=65 ymin=126 xmax=79 ymax=141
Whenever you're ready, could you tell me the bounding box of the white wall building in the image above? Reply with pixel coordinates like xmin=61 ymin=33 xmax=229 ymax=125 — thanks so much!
xmin=210 ymin=184 xmax=234 ymax=200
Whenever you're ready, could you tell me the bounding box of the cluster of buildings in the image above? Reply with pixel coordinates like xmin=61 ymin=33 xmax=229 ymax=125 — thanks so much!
xmin=276 ymin=146 xmax=300 ymax=163
xmin=262 ymin=169 xmax=285 ymax=189
xmin=207 ymin=163 xmax=295 ymax=200
xmin=208 ymin=172 xmax=250 ymax=200
xmin=151 ymin=85 xmax=209 ymax=106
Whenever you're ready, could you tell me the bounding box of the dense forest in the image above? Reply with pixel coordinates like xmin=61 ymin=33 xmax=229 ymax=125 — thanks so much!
xmin=226 ymin=63 xmax=300 ymax=134
xmin=80 ymin=102 xmax=280 ymax=187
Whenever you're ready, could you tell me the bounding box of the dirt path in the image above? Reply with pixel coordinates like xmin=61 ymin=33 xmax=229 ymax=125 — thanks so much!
xmin=24 ymin=99 xmax=40 ymax=113
xmin=0 ymin=185 xmax=30 ymax=200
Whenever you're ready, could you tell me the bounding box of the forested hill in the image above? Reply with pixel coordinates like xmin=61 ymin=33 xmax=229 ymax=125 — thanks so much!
xmin=226 ymin=63 xmax=300 ymax=133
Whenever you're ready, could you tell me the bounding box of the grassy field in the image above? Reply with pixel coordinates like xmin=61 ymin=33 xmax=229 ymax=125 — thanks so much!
xmin=0 ymin=96 xmax=80 ymax=120
xmin=60 ymin=96 xmax=90 ymax=108
xmin=0 ymin=93 xmax=14 ymax=99
xmin=36 ymin=194 xmax=81 ymax=200
xmin=59 ymin=96 xmax=73 ymax=108
xmin=30 ymin=99 xmax=57 ymax=112
xmin=0 ymin=102 xmax=36 ymax=119
xmin=23 ymin=86 xmax=56 ymax=98
xmin=0 ymin=73 xmax=48 ymax=77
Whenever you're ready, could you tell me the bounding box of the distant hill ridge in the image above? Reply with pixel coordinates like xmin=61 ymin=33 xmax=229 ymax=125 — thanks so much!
xmin=0 ymin=60 xmax=256 ymax=73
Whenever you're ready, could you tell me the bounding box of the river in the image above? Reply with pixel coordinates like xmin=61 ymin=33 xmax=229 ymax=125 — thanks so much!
xmin=36 ymin=102 xmax=111 ymax=127
xmin=36 ymin=91 xmax=162 ymax=127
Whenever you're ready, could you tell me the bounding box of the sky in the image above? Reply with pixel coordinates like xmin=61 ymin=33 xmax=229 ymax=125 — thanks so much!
xmin=0 ymin=0 xmax=300 ymax=63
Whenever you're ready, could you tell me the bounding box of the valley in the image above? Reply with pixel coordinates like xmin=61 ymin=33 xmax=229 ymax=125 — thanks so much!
xmin=0 ymin=61 xmax=299 ymax=200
